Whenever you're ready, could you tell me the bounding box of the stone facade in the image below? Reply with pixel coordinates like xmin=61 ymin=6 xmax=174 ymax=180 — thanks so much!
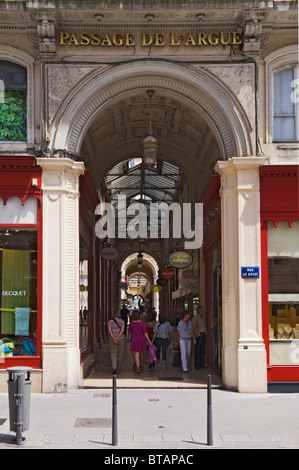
xmin=0 ymin=1 xmax=297 ymax=392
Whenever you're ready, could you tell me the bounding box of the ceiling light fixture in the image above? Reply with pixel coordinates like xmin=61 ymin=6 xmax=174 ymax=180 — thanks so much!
xmin=137 ymin=252 xmax=143 ymax=269
xmin=142 ymin=89 xmax=158 ymax=168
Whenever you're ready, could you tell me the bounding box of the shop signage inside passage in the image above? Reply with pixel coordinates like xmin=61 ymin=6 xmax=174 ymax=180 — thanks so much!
xmin=160 ymin=268 xmax=175 ymax=279
xmin=168 ymin=251 xmax=193 ymax=269
xmin=58 ymin=31 xmax=243 ymax=48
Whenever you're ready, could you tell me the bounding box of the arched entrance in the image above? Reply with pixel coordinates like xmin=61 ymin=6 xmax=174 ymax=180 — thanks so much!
xmin=121 ymin=252 xmax=160 ymax=311
xmin=37 ymin=59 xmax=267 ymax=392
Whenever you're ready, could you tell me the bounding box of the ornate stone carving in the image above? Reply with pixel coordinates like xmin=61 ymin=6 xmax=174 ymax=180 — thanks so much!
xmin=35 ymin=11 xmax=57 ymax=56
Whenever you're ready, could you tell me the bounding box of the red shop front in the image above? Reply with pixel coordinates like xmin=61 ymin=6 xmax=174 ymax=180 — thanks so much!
xmin=0 ymin=156 xmax=42 ymax=370
xmin=260 ymin=165 xmax=299 ymax=390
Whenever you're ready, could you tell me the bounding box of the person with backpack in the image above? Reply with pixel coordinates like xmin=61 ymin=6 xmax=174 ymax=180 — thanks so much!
xmin=108 ymin=309 xmax=126 ymax=374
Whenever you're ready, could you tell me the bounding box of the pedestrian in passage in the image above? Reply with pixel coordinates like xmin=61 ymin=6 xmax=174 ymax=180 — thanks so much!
xmin=152 ymin=312 xmax=173 ymax=370
xmin=120 ymin=303 xmax=129 ymax=337
xmin=146 ymin=309 xmax=157 ymax=368
xmin=176 ymin=311 xmax=195 ymax=373
xmin=192 ymin=306 xmax=207 ymax=369
xmin=108 ymin=309 xmax=126 ymax=374
xmin=129 ymin=310 xmax=152 ymax=373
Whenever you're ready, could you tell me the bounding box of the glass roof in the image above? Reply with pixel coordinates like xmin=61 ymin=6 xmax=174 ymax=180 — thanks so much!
xmin=104 ymin=158 xmax=183 ymax=237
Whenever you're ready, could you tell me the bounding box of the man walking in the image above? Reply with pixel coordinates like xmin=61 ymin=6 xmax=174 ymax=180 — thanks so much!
xmin=192 ymin=306 xmax=207 ymax=369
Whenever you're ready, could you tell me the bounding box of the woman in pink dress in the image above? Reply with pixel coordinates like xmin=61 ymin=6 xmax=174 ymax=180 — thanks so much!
xmin=129 ymin=310 xmax=152 ymax=373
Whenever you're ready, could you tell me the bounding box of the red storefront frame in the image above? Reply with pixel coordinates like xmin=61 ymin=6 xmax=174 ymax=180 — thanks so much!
xmin=260 ymin=165 xmax=299 ymax=383
xmin=0 ymin=156 xmax=42 ymax=369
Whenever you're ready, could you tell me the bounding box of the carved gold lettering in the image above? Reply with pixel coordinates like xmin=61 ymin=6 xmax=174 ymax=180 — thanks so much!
xmin=220 ymin=32 xmax=231 ymax=45
xmin=208 ymin=32 xmax=219 ymax=45
xmin=113 ymin=33 xmax=124 ymax=46
xmin=197 ymin=33 xmax=208 ymax=45
xmin=142 ymin=33 xmax=153 ymax=46
xmin=185 ymin=33 xmax=196 ymax=46
xmin=170 ymin=33 xmax=180 ymax=46
xmin=59 ymin=32 xmax=70 ymax=45
xmin=91 ymin=32 xmax=101 ymax=45
xmin=80 ymin=33 xmax=90 ymax=46
xmin=125 ymin=33 xmax=135 ymax=46
xmin=141 ymin=33 xmax=164 ymax=46
xmin=69 ymin=33 xmax=79 ymax=46
xmin=232 ymin=31 xmax=242 ymax=45
xmin=58 ymin=30 xmax=243 ymax=48
xmin=101 ymin=33 xmax=113 ymax=46
xmin=155 ymin=33 xmax=165 ymax=46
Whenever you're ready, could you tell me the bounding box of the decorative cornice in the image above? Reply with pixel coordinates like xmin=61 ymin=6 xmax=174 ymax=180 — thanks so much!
xmin=260 ymin=164 xmax=299 ymax=179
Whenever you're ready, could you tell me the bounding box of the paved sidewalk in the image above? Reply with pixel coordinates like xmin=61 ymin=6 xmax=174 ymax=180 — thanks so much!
xmin=0 ymin=386 xmax=298 ymax=450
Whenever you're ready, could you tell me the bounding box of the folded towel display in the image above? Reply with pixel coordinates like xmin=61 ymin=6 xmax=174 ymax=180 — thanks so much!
xmin=14 ymin=307 xmax=31 ymax=336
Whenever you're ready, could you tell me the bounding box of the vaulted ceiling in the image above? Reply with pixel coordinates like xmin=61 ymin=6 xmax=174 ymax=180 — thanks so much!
xmin=82 ymin=89 xmax=220 ymax=198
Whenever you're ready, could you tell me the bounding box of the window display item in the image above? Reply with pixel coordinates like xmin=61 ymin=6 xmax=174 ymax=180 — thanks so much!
xmin=277 ymin=324 xmax=295 ymax=339
xmin=14 ymin=308 xmax=31 ymax=336
xmin=0 ymin=338 xmax=14 ymax=357
xmin=293 ymin=325 xmax=299 ymax=339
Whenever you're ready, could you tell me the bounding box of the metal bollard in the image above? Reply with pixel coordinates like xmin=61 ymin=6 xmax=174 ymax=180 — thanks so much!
xmin=112 ymin=374 xmax=118 ymax=446
xmin=207 ymin=374 xmax=213 ymax=446
xmin=15 ymin=374 xmax=23 ymax=445
xmin=7 ymin=366 xmax=32 ymax=445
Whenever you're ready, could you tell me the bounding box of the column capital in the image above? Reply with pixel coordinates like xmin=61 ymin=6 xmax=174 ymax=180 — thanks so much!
xmin=215 ymin=157 xmax=267 ymax=194
xmin=215 ymin=156 xmax=267 ymax=174
xmin=36 ymin=157 xmax=85 ymax=174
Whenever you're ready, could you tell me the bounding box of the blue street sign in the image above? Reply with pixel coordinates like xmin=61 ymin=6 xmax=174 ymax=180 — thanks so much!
xmin=241 ymin=267 xmax=260 ymax=279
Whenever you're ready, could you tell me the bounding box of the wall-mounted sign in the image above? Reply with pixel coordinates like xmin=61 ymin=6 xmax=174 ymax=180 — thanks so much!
xmin=241 ymin=267 xmax=260 ymax=279
xmin=152 ymin=284 xmax=162 ymax=292
xmin=160 ymin=268 xmax=175 ymax=279
xmin=168 ymin=251 xmax=193 ymax=269
xmin=59 ymin=31 xmax=243 ymax=48
xmin=119 ymin=281 xmax=128 ymax=290
xmin=100 ymin=246 xmax=119 ymax=260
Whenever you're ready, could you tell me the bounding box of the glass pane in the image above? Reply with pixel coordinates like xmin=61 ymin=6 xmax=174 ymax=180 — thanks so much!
xmin=0 ymin=197 xmax=37 ymax=224
xmin=0 ymin=229 xmax=37 ymax=357
xmin=270 ymin=339 xmax=299 ymax=365
xmin=0 ymin=61 xmax=27 ymax=91
xmin=268 ymin=221 xmax=299 ymax=257
xmin=273 ymin=68 xmax=296 ymax=141
xmin=268 ymin=221 xmax=299 ymax=364
xmin=274 ymin=68 xmax=294 ymax=114
xmin=273 ymin=116 xmax=295 ymax=140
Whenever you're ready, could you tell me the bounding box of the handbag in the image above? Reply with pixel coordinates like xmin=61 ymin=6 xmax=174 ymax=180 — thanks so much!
xmin=172 ymin=350 xmax=181 ymax=367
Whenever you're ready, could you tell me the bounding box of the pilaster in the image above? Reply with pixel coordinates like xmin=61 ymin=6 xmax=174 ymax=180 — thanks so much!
xmin=215 ymin=157 xmax=267 ymax=393
xmin=36 ymin=157 xmax=85 ymax=392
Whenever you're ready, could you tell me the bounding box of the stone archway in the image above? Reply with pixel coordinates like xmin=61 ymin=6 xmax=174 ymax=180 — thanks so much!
xmin=50 ymin=60 xmax=254 ymax=171
xmin=43 ymin=59 xmax=268 ymax=392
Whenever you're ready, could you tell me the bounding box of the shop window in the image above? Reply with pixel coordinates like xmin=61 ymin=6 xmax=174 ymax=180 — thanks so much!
xmin=268 ymin=221 xmax=299 ymax=365
xmin=0 ymin=60 xmax=27 ymax=142
xmin=0 ymin=228 xmax=37 ymax=357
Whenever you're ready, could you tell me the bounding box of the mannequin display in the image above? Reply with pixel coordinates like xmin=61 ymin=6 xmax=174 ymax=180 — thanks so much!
xmin=277 ymin=324 xmax=295 ymax=339
xmin=292 ymin=324 xmax=299 ymax=339
xmin=269 ymin=325 xmax=275 ymax=339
